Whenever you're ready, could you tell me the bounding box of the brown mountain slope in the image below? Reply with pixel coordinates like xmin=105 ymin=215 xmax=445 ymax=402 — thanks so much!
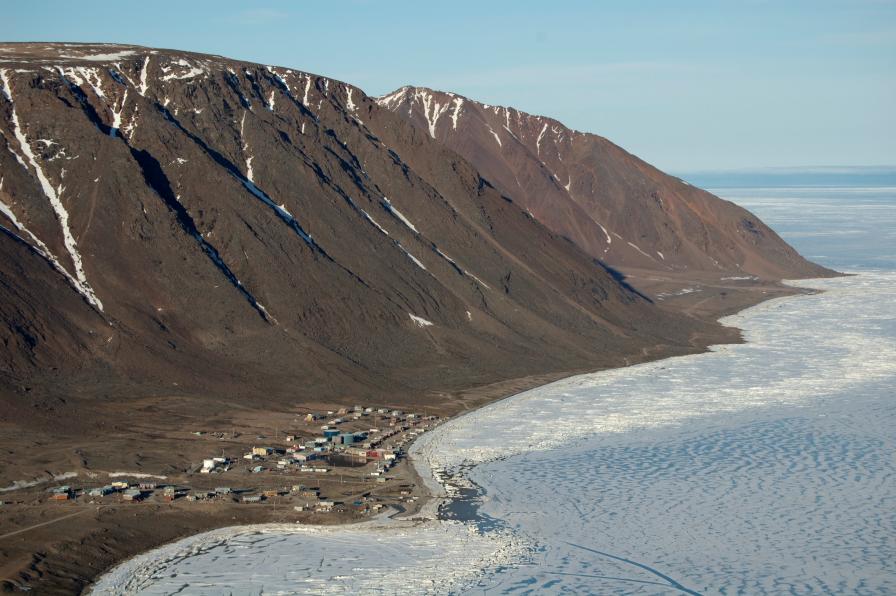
xmin=0 ymin=43 xmax=828 ymax=594
xmin=376 ymin=86 xmax=833 ymax=280
xmin=0 ymin=43 xmax=713 ymax=414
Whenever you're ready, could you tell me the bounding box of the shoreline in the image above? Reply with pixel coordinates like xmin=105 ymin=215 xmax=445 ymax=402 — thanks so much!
xmin=0 ymin=279 xmax=827 ymax=594
xmin=83 ymin=278 xmax=832 ymax=593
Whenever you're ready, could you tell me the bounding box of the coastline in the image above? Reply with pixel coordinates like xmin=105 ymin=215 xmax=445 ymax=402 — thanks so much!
xmin=78 ymin=278 xmax=828 ymax=594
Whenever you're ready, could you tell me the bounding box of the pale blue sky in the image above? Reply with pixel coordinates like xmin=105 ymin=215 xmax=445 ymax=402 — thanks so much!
xmin=3 ymin=1 xmax=894 ymax=171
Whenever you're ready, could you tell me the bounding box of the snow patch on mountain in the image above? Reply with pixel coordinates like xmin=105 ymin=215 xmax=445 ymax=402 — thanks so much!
xmin=487 ymin=124 xmax=502 ymax=147
xmin=399 ymin=245 xmax=427 ymax=271
xmin=108 ymin=88 xmax=128 ymax=138
xmin=59 ymin=50 xmax=135 ymax=62
xmin=361 ymin=209 xmax=389 ymax=236
xmin=467 ymin=272 xmax=491 ymax=290
xmin=596 ymin=222 xmax=612 ymax=244
xmin=160 ymin=58 xmax=206 ymax=81
xmin=137 ymin=56 xmax=150 ymax=95
xmin=409 ymin=313 xmax=434 ymax=327
xmin=451 ymin=97 xmax=464 ymax=130
xmin=627 ymin=241 xmax=655 ymax=260
xmin=536 ymin=122 xmax=548 ymax=155
xmin=345 ymin=87 xmax=356 ymax=112
xmin=416 ymin=89 xmax=450 ymax=138
xmin=382 ymin=197 xmax=419 ymax=234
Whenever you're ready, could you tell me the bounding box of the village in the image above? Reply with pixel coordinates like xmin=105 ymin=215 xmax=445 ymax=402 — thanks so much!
xmin=2 ymin=404 xmax=440 ymax=519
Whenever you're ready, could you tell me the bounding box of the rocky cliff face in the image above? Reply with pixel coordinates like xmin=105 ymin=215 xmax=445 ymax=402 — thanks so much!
xmin=376 ymin=86 xmax=832 ymax=280
xmin=0 ymin=43 xmax=711 ymax=405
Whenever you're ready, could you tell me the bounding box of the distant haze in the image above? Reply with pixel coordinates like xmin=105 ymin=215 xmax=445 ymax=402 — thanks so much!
xmin=678 ymin=166 xmax=896 ymax=188
xmin=2 ymin=1 xmax=894 ymax=171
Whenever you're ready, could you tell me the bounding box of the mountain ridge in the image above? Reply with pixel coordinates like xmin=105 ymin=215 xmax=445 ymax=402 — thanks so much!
xmin=0 ymin=43 xmax=716 ymax=409
xmin=375 ymin=85 xmax=834 ymax=281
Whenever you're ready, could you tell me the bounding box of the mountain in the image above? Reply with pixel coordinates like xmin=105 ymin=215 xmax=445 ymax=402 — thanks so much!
xmin=0 ymin=43 xmax=723 ymax=418
xmin=376 ymin=86 xmax=833 ymax=280
xmin=0 ymin=42 xmax=835 ymax=594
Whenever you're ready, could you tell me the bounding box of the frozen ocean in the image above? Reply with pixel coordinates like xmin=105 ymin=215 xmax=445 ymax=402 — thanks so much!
xmin=91 ymin=185 xmax=896 ymax=595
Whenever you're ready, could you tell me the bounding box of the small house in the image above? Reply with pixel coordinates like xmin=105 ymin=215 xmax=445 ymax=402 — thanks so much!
xmin=122 ymin=488 xmax=143 ymax=501
xmin=88 ymin=486 xmax=115 ymax=497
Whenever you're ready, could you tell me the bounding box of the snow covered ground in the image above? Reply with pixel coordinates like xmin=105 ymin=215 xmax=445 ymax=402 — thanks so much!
xmin=90 ymin=516 xmax=526 ymax=595
xmin=452 ymin=271 xmax=896 ymax=593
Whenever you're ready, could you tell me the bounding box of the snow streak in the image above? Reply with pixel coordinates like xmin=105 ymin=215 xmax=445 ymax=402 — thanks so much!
xmin=487 ymin=124 xmax=502 ymax=147
xmin=450 ymin=97 xmax=464 ymax=130
xmin=536 ymin=123 xmax=548 ymax=155
xmin=345 ymin=87 xmax=356 ymax=112
xmin=627 ymin=241 xmax=655 ymax=260
xmin=400 ymin=246 xmax=427 ymax=271
xmin=108 ymin=88 xmax=127 ymax=138
xmin=172 ymin=192 xmax=274 ymax=323
xmin=596 ymin=222 xmax=612 ymax=245
xmin=0 ymin=69 xmax=103 ymax=310
xmin=240 ymin=111 xmax=254 ymax=182
xmin=409 ymin=313 xmax=434 ymax=327
xmin=416 ymin=90 xmax=450 ymax=138
xmin=359 ymin=206 xmax=425 ymax=271
xmin=302 ymin=76 xmax=312 ymax=106
xmin=434 ymin=247 xmax=490 ymax=289
xmin=360 ymin=209 xmax=389 ymax=236
xmin=137 ymin=56 xmax=150 ymax=96
xmin=0 ymin=196 xmax=95 ymax=305
xmin=382 ymin=197 xmax=419 ymax=233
